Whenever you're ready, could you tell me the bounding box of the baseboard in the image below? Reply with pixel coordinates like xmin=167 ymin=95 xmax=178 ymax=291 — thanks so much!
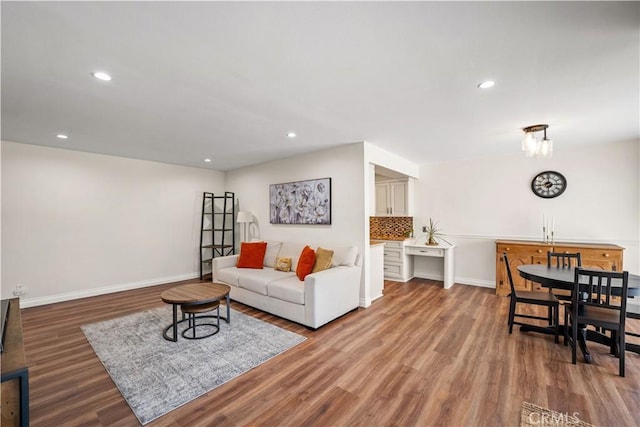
xmin=359 ymin=292 xmax=384 ymax=307
xmin=453 ymin=277 xmax=495 ymax=289
xmin=19 ymin=272 xmax=199 ymax=308
xmin=413 ymin=273 xmax=495 ymax=289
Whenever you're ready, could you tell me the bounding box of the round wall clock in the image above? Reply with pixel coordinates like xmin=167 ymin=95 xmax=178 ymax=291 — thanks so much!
xmin=531 ymin=171 xmax=567 ymax=199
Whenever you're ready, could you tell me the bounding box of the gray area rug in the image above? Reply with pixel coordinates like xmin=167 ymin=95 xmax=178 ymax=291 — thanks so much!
xmin=81 ymin=306 xmax=306 ymax=425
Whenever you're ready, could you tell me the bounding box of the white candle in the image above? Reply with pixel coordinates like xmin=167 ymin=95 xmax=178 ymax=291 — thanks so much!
xmin=552 ymin=218 xmax=555 ymax=233
xmin=543 ymin=213 xmax=546 ymax=229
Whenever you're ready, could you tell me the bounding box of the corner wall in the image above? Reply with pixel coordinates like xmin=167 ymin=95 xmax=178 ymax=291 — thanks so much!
xmin=1 ymin=141 xmax=226 ymax=306
xmin=226 ymin=143 xmax=367 ymax=301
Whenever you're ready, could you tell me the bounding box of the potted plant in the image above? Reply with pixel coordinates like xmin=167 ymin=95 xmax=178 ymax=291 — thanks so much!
xmin=425 ymin=218 xmax=443 ymax=245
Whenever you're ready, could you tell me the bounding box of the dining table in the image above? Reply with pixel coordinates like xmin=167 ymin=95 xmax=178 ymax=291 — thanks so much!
xmin=517 ymin=264 xmax=640 ymax=362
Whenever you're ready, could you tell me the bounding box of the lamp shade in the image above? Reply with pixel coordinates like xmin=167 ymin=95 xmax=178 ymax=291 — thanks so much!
xmin=521 ymin=124 xmax=553 ymax=159
xmin=237 ymin=211 xmax=253 ymax=223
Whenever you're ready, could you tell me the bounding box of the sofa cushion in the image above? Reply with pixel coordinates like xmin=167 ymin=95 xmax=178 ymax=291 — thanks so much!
xmin=217 ymin=267 xmax=242 ymax=286
xmin=331 ymin=246 xmax=358 ymax=267
xmin=251 ymin=239 xmax=283 ymax=268
xmin=312 ymin=247 xmax=334 ymax=273
xmin=268 ymin=276 xmax=305 ymax=305
xmin=278 ymin=241 xmax=307 ymax=270
xmin=296 ymin=246 xmax=316 ymax=281
xmin=237 ymin=242 xmax=267 ymax=269
xmin=238 ymin=268 xmax=294 ymax=295
xmin=274 ymin=256 xmax=292 ymax=272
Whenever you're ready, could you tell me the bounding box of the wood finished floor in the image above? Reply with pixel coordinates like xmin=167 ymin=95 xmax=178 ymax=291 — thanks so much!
xmin=20 ymin=278 xmax=640 ymax=427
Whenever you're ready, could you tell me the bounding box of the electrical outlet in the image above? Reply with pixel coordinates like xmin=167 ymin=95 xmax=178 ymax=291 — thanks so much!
xmin=422 ymin=225 xmax=427 ymax=233
xmin=13 ymin=284 xmax=26 ymax=297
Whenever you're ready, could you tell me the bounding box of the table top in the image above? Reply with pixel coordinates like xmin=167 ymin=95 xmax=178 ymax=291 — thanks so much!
xmin=517 ymin=264 xmax=640 ymax=297
xmin=161 ymin=282 xmax=230 ymax=305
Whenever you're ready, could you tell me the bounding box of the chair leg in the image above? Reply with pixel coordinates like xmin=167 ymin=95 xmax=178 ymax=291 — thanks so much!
xmin=571 ymin=317 xmax=578 ymax=364
xmin=508 ymin=299 xmax=516 ymax=334
xmin=620 ymin=328 xmax=625 ymax=377
xmin=564 ymin=308 xmax=569 ymax=346
xmin=553 ymin=305 xmax=559 ymax=344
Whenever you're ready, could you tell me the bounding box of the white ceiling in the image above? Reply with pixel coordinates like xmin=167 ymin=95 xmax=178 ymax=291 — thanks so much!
xmin=2 ymin=2 xmax=638 ymax=171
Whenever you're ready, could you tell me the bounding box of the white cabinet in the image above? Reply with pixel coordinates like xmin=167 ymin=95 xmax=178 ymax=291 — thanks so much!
xmin=368 ymin=243 xmax=385 ymax=304
xmin=405 ymin=240 xmax=456 ymax=289
xmin=382 ymin=240 xmax=413 ymax=282
xmin=375 ymin=181 xmax=407 ymax=216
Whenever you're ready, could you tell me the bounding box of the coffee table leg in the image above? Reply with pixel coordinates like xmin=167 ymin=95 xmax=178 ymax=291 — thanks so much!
xmin=162 ymin=304 xmax=179 ymax=342
xmin=226 ymin=295 xmax=231 ymax=323
xmin=172 ymin=304 xmax=178 ymax=340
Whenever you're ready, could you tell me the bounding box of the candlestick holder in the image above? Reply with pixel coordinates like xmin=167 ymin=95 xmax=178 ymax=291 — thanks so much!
xmin=551 ymin=231 xmax=554 ymax=245
xmin=542 ymin=226 xmax=547 ymax=243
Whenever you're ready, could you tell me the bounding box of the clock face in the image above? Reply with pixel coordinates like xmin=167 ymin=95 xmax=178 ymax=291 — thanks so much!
xmin=531 ymin=171 xmax=567 ymax=199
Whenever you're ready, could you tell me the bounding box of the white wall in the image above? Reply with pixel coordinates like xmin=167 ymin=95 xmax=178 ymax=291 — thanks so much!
xmin=413 ymin=140 xmax=640 ymax=286
xmin=226 ymin=143 xmax=368 ymax=301
xmin=4 ymin=138 xmax=635 ymax=308
xmin=1 ymin=141 xmax=225 ymax=306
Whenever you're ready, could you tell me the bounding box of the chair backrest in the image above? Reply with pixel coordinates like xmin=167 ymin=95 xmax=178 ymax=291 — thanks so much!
xmin=503 ymin=253 xmax=516 ymax=295
xmin=573 ymin=268 xmax=629 ymax=321
xmin=547 ymin=251 xmax=582 ymax=268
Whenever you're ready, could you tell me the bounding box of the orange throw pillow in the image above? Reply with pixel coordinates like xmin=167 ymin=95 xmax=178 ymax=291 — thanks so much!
xmin=236 ymin=242 xmax=267 ymax=269
xmin=296 ymin=245 xmax=316 ymax=281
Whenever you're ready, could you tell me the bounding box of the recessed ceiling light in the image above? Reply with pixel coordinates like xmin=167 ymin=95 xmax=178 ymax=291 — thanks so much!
xmin=478 ymin=80 xmax=495 ymax=89
xmin=204 ymin=158 xmax=212 ymax=163
xmin=56 ymin=134 xmax=68 ymax=139
xmin=287 ymin=132 xmax=296 ymax=138
xmin=92 ymin=71 xmax=112 ymax=81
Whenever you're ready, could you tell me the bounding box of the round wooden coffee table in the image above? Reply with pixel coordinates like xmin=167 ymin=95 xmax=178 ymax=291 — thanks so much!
xmin=160 ymin=282 xmax=231 ymax=342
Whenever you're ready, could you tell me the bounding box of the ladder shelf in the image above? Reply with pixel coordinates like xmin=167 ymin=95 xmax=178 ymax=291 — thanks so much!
xmin=200 ymin=191 xmax=236 ymax=279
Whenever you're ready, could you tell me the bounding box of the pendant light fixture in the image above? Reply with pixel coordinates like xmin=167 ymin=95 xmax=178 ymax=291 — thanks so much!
xmin=522 ymin=124 xmax=553 ymax=158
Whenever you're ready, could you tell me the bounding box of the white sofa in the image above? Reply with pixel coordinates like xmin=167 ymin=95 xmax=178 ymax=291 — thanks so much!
xmin=211 ymin=240 xmax=362 ymax=329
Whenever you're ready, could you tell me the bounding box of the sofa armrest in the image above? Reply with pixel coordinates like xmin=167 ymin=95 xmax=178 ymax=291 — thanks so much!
xmin=212 ymin=255 xmax=239 ymax=280
xmin=304 ymin=265 xmax=362 ymax=328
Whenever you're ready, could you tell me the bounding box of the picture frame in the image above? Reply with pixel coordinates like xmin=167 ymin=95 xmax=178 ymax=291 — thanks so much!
xmin=269 ymin=178 xmax=331 ymax=225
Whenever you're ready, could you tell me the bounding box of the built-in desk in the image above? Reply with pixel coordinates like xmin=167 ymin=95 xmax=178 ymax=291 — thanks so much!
xmin=405 ymin=240 xmax=456 ymax=289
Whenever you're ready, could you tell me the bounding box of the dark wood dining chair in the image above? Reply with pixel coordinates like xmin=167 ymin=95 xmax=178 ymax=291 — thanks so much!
xmin=547 ymin=251 xmax=582 ymax=269
xmin=564 ymin=268 xmax=629 ymax=377
xmin=504 ymin=253 xmax=560 ymax=343
xmin=547 ymin=252 xmax=581 ymax=302
xmin=626 ymin=297 xmax=640 ymax=354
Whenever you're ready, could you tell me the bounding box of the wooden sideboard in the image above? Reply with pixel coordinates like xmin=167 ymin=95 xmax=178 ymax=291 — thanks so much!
xmin=495 ymin=240 xmax=624 ymax=296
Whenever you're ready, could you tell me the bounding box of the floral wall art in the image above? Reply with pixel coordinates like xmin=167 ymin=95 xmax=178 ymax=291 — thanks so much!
xmin=270 ymin=178 xmax=331 ymax=224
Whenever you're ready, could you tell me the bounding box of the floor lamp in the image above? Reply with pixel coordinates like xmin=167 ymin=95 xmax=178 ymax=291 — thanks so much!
xmin=237 ymin=211 xmax=253 ymax=242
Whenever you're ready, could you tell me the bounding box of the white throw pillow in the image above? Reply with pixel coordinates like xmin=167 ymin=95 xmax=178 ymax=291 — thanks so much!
xmin=331 ymin=246 xmax=358 ymax=267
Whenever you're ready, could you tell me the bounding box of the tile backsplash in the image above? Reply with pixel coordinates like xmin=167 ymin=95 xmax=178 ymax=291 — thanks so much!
xmin=370 ymin=216 xmax=414 ymax=239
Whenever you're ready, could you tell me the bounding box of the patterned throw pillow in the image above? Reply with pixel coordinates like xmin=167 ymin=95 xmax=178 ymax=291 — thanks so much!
xmin=274 ymin=257 xmax=292 ymax=272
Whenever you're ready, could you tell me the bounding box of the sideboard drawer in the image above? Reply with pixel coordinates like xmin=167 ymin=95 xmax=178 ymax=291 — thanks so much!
xmin=497 ymin=243 xmax=540 ymax=255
